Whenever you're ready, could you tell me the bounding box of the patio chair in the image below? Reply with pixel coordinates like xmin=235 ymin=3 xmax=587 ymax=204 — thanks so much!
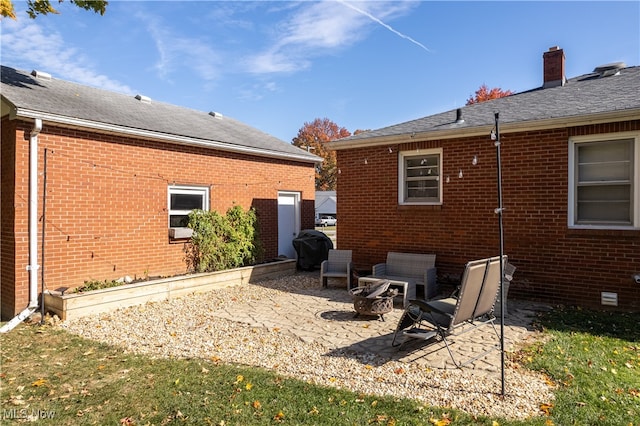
xmin=391 ymin=256 xmax=507 ymax=367
xmin=320 ymin=249 xmax=353 ymax=289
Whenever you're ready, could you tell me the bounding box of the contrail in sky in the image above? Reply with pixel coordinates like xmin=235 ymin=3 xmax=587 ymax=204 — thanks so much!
xmin=338 ymin=1 xmax=431 ymax=53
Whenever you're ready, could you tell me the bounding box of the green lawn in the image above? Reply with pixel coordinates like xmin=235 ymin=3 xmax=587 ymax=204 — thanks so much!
xmin=1 ymin=307 xmax=638 ymax=425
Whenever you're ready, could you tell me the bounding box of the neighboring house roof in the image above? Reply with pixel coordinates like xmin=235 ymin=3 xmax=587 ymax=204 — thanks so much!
xmin=315 ymin=191 xmax=336 ymax=215
xmin=0 ymin=65 xmax=321 ymax=164
xmin=329 ymin=65 xmax=640 ymax=149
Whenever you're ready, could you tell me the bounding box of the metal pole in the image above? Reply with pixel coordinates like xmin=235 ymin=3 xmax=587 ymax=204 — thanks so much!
xmin=40 ymin=148 xmax=48 ymax=324
xmin=494 ymin=112 xmax=506 ymax=396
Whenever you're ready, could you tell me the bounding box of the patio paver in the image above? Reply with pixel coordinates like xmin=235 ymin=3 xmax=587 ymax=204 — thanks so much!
xmin=211 ymin=273 xmax=545 ymax=371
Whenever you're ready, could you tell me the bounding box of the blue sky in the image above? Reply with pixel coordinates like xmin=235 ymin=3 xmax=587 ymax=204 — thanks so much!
xmin=2 ymin=1 xmax=638 ymax=142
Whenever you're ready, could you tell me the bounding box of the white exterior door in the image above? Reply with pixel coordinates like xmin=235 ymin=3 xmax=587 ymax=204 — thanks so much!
xmin=277 ymin=192 xmax=300 ymax=258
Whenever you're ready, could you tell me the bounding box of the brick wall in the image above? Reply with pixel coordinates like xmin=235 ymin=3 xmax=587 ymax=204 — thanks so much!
xmin=1 ymin=118 xmax=315 ymax=319
xmin=337 ymin=120 xmax=640 ymax=310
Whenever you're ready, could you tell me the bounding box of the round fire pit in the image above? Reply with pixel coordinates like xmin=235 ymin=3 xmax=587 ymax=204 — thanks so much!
xmin=349 ymin=280 xmax=397 ymax=321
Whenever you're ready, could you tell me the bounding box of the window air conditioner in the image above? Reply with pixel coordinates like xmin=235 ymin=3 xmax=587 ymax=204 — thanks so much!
xmin=169 ymin=228 xmax=193 ymax=239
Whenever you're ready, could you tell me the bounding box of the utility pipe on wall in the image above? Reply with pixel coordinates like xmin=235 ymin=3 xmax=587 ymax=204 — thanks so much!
xmin=0 ymin=118 xmax=42 ymax=333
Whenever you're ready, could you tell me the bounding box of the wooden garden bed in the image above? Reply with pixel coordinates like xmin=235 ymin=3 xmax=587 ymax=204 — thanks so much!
xmin=44 ymin=259 xmax=296 ymax=320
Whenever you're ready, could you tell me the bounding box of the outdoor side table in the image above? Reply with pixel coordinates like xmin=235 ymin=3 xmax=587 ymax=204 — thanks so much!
xmin=358 ymin=276 xmax=411 ymax=308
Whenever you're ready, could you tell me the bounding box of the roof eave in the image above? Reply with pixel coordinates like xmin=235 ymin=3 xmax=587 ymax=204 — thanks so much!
xmin=328 ymin=109 xmax=640 ymax=150
xmin=12 ymin=107 xmax=322 ymax=164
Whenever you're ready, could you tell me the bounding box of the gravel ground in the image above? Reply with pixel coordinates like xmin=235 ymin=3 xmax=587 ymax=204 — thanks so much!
xmin=61 ymin=274 xmax=554 ymax=420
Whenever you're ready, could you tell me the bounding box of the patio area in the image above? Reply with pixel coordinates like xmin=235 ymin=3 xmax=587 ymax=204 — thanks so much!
xmin=214 ymin=272 xmax=543 ymax=371
xmin=61 ymin=270 xmax=555 ymax=420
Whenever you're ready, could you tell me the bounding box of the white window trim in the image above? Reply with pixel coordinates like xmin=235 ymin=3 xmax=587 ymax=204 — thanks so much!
xmin=398 ymin=148 xmax=443 ymax=205
xmin=568 ymin=131 xmax=639 ymax=229
xmin=167 ymin=185 xmax=210 ymax=236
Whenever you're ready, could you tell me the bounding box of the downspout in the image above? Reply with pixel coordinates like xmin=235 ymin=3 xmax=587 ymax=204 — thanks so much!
xmin=0 ymin=118 xmax=42 ymax=333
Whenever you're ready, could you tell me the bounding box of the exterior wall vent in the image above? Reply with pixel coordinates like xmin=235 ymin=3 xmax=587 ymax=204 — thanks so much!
xmin=209 ymin=111 xmax=223 ymax=119
xmin=601 ymin=292 xmax=618 ymax=306
xmin=31 ymin=70 xmax=52 ymax=80
xmin=135 ymin=94 xmax=152 ymax=103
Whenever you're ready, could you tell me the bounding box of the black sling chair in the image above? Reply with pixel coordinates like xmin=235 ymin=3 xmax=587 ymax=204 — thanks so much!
xmin=392 ymin=256 xmax=510 ymax=368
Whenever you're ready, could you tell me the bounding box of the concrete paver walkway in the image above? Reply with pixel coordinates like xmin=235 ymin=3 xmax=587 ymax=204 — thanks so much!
xmin=212 ymin=273 xmax=545 ymax=371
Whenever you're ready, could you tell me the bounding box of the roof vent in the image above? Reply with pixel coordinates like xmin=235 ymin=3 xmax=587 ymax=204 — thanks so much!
xmin=31 ymin=70 xmax=52 ymax=80
xmin=135 ymin=94 xmax=152 ymax=103
xmin=455 ymin=108 xmax=464 ymax=124
xmin=209 ymin=111 xmax=223 ymax=119
xmin=593 ymin=62 xmax=626 ymax=78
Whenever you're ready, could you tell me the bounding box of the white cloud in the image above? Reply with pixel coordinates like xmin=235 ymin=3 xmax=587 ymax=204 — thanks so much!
xmin=245 ymin=0 xmax=423 ymax=74
xmin=0 ymin=18 xmax=134 ymax=94
xmin=338 ymin=0 xmax=430 ymax=52
xmin=237 ymin=80 xmax=280 ymax=102
xmin=139 ymin=12 xmax=221 ymax=83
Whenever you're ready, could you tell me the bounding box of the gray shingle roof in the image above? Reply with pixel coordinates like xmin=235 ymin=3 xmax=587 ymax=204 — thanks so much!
xmin=1 ymin=65 xmax=320 ymax=163
xmin=333 ymin=65 xmax=640 ymax=146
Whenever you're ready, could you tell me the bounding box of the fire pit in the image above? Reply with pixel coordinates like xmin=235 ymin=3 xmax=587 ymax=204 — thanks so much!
xmin=349 ymin=280 xmax=398 ymax=321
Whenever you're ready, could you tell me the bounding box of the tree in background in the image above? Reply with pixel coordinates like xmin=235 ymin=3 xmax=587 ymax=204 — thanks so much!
xmin=466 ymin=84 xmax=513 ymax=105
xmin=1 ymin=0 xmax=107 ymax=19
xmin=292 ymin=118 xmax=351 ymax=191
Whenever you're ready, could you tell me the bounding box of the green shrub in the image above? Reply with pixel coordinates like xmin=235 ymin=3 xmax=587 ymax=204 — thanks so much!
xmin=72 ymin=279 xmax=121 ymax=293
xmin=186 ymin=205 xmax=263 ymax=273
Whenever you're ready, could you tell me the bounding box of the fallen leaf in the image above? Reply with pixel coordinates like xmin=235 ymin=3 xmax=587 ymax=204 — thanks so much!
xmin=540 ymin=403 xmax=554 ymax=415
xmin=252 ymin=400 xmax=261 ymax=410
xmin=9 ymin=395 xmax=26 ymax=406
xmin=235 ymin=375 xmax=244 ymax=383
xmin=273 ymin=411 xmax=285 ymax=422
xmin=32 ymin=378 xmax=47 ymax=387
xmin=245 ymin=383 xmax=253 ymax=391
xmin=430 ymin=414 xmax=452 ymax=426
xmin=394 ymin=367 xmax=405 ymax=374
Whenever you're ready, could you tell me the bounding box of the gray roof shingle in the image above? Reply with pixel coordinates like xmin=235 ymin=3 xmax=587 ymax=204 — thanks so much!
xmin=334 ymin=65 xmax=640 ymax=146
xmin=1 ymin=65 xmax=320 ymax=163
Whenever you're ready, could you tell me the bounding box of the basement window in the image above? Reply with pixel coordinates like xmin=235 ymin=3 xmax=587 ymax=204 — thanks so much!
xmin=168 ymin=185 xmax=209 ymax=238
xmin=569 ymin=132 xmax=639 ymax=229
xmin=398 ymin=148 xmax=443 ymax=205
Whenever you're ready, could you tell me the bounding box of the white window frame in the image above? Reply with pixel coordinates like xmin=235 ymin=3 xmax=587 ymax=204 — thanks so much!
xmin=398 ymin=148 xmax=443 ymax=205
xmin=167 ymin=185 xmax=210 ymax=237
xmin=568 ymin=131 xmax=639 ymax=229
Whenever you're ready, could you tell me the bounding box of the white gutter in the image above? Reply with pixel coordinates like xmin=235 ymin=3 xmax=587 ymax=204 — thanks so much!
xmin=327 ymin=109 xmax=640 ymax=150
xmin=0 ymin=118 xmax=42 ymax=333
xmin=12 ymin=108 xmax=321 ymax=164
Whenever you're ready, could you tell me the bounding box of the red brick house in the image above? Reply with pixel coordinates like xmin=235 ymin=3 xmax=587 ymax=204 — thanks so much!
xmin=329 ymin=47 xmax=640 ymax=310
xmin=1 ymin=66 xmax=319 ymax=321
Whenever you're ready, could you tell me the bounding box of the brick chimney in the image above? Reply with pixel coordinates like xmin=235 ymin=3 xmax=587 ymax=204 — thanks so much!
xmin=543 ymin=46 xmax=566 ymax=88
